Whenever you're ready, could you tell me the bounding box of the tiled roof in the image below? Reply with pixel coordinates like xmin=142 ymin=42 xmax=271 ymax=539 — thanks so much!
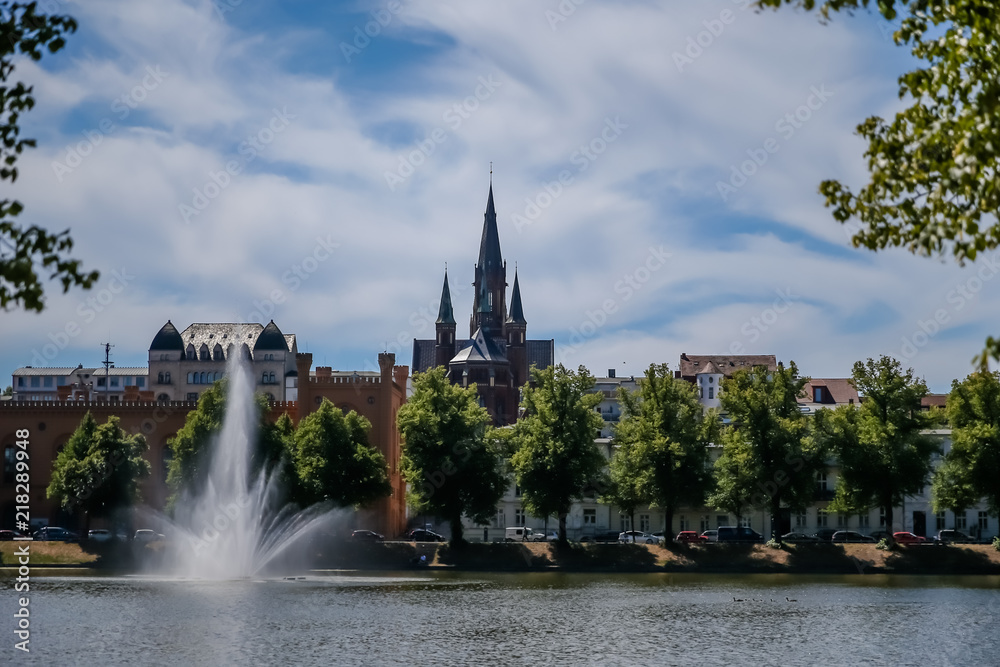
xmin=800 ymin=378 xmax=858 ymax=405
xmin=678 ymin=353 xmax=777 ymax=379
xmin=254 ymin=320 xmax=288 ymax=352
xmin=91 ymin=367 xmax=149 ymax=377
xmin=13 ymin=367 xmax=81 ymax=376
xmin=526 ymin=339 xmax=554 ymax=370
xmin=451 ymin=327 xmax=508 ymax=364
xmin=921 ymin=394 xmax=948 ymax=408
xmin=149 ymin=320 xmax=184 ymax=351
xmin=699 ymin=361 xmax=722 ymax=375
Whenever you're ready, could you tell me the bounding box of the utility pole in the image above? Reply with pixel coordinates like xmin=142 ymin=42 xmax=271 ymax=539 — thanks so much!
xmin=101 ymin=342 xmax=114 ymax=402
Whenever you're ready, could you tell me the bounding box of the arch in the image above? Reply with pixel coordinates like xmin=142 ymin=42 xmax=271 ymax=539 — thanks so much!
xmin=186 ymin=344 xmax=196 ymax=360
xmin=213 ymin=344 xmax=224 ymax=361
xmin=199 ymin=372 xmax=206 ymax=384
xmin=199 ymin=344 xmax=210 ymax=361
xmin=157 ymin=393 xmax=170 ymax=403
xmin=187 ymin=372 xmax=194 ymax=384
xmin=157 ymin=372 xmax=164 ymax=384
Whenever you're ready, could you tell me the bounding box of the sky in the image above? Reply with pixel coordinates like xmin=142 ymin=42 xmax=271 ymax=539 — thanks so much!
xmin=2 ymin=0 xmax=996 ymax=393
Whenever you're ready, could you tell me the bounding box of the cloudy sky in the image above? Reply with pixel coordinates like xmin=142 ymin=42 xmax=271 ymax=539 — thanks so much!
xmin=3 ymin=0 xmax=996 ymax=393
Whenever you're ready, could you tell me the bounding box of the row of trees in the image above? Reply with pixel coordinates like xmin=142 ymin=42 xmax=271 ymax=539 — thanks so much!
xmin=48 ymin=381 xmax=392 ymax=525
xmin=397 ymin=356 xmax=1000 ymax=546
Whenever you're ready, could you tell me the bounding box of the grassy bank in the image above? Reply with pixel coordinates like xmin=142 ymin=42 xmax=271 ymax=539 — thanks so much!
xmin=4 ymin=540 xmax=999 ymax=574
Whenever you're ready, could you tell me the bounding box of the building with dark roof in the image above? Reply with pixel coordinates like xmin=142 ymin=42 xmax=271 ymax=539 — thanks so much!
xmin=148 ymin=320 xmax=299 ymax=402
xmin=411 ymin=181 xmax=554 ymax=425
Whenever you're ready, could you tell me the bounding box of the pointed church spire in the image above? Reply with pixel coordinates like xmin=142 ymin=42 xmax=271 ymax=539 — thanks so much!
xmin=436 ymin=270 xmax=456 ymax=324
xmin=507 ymin=269 xmax=526 ymax=324
xmin=478 ymin=182 xmax=502 ymax=274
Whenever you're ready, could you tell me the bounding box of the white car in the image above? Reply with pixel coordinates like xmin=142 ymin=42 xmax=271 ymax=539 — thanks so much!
xmin=88 ymin=529 xmax=112 ymax=542
xmin=618 ymin=531 xmax=657 ymax=545
xmin=133 ymin=529 xmax=165 ymax=543
xmin=531 ymin=530 xmax=559 ymax=542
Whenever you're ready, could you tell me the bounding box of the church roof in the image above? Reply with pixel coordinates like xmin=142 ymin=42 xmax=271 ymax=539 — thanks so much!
xmin=436 ymin=271 xmax=456 ymax=324
xmin=450 ymin=327 xmax=508 ymax=365
xmin=506 ymin=270 xmax=526 ymax=324
xmin=477 ymin=184 xmax=503 ymax=274
xmin=149 ymin=321 xmax=184 ymax=351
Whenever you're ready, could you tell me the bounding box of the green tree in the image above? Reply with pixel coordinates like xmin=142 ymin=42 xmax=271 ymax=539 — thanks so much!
xmin=166 ymin=380 xmax=291 ymax=505
xmin=396 ymin=366 xmax=508 ymax=545
xmin=293 ymin=398 xmax=390 ymax=508
xmin=47 ymin=412 xmax=151 ymax=523
xmin=1 ymin=2 xmax=97 ymax=311
xmin=613 ymin=363 xmax=714 ymax=542
xmin=602 ymin=435 xmax=646 ymax=542
xmin=815 ymin=356 xmax=939 ymax=538
xmin=2 ymin=384 xmax=11 ymax=396
xmin=934 ymin=371 xmax=1000 ymax=519
xmin=510 ymin=364 xmax=605 ymax=545
xmin=711 ymin=362 xmax=825 ymax=543
xmin=707 ymin=431 xmax=757 ymax=530
xmin=758 ymin=1 xmax=1000 ymax=366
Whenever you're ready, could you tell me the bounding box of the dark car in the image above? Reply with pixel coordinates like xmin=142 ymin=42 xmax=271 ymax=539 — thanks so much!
xmin=0 ymin=529 xmax=26 ymax=540
xmin=813 ymin=528 xmax=839 ymax=542
xmin=717 ymin=526 xmax=763 ymax=543
xmin=937 ymin=529 xmax=974 ymax=544
xmin=867 ymin=529 xmax=892 ymax=541
xmin=33 ymin=526 xmax=78 ymax=541
xmin=350 ymin=530 xmax=384 ymax=542
xmin=831 ymin=530 xmax=875 ymax=543
xmin=580 ymin=530 xmax=622 ymax=543
xmin=404 ymin=528 xmax=446 ymax=542
xmin=781 ymin=531 xmax=819 ymax=543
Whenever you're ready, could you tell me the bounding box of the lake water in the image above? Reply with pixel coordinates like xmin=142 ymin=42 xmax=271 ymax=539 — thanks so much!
xmin=2 ymin=571 xmax=998 ymax=666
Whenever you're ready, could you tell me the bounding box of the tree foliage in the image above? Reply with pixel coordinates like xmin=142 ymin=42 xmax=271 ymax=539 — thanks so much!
xmin=396 ymin=366 xmax=507 ymax=545
xmin=293 ymin=398 xmax=390 ymax=508
xmin=510 ymin=364 xmax=605 ymax=545
xmin=814 ymin=356 xmax=939 ymax=536
xmin=710 ymin=361 xmax=825 ymax=542
xmin=934 ymin=371 xmax=1000 ymax=516
xmin=611 ymin=363 xmax=715 ymax=541
xmin=1 ymin=1 xmax=97 ymax=311
xmin=47 ymin=412 xmax=151 ymax=518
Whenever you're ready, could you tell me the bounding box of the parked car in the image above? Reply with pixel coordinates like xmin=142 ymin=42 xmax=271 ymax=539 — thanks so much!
xmin=580 ymin=530 xmax=622 ymax=543
xmin=619 ymin=530 xmax=658 ymax=545
xmin=88 ymin=529 xmax=113 ymax=542
xmin=701 ymin=530 xmax=719 ymax=542
xmin=0 ymin=529 xmax=25 ymax=540
xmin=781 ymin=532 xmax=819 ymax=543
xmin=33 ymin=526 xmax=78 ymax=541
xmin=133 ymin=529 xmax=165 ymax=543
xmin=717 ymin=526 xmax=763 ymax=543
xmin=937 ymin=529 xmax=974 ymax=544
xmin=405 ymin=528 xmax=446 ymax=542
xmin=531 ymin=530 xmax=559 ymax=542
xmin=867 ymin=529 xmax=892 ymax=541
xmin=893 ymin=531 xmax=929 ymax=544
xmin=813 ymin=528 xmax=839 ymax=542
xmin=350 ymin=530 xmax=384 ymax=542
xmin=504 ymin=526 xmax=535 ymax=542
xmin=831 ymin=530 xmax=875 ymax=543
xmin=675 ymin=531 xmax=708 ymax=544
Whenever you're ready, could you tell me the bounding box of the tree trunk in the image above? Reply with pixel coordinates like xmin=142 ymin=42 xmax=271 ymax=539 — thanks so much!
xmin=450 ymin=513 xmax=464 ymax=547
xmin=664 ymin=506 xmax=674 ymax=543
xmin=770 ymin=495 xmax=782 ymax=544
xmin=558 ymin=511 xmax=568 ymax=546
xmin=630 ymin=510 xmax=636 ymax=542
xmin=884 ymin=502 xmax=894 ymax=544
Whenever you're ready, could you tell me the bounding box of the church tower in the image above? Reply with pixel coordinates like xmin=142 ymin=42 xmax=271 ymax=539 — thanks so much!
xmin=470 ymin=182 xmax=507 ymax=339
xmin=434 ymin=270 xmax=457 ymax=368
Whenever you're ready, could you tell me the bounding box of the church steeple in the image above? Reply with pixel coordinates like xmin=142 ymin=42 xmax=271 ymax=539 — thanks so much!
xmin=436 ymin=270 xmax=455 ymax=324
xmin=507 ymin=269 xmax=526 ymax=325
xmin=471 ymin=179 xmax=507 ymax=336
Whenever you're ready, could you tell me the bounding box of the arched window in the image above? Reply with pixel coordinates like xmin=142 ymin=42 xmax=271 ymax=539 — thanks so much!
xmin=269 ymin=372 xmax=276 ymax=383
xmin=157 ymin=393 xmax=170 ymax=404
xmin=157 ymin=372 xmax=164 ymax=384
xmin=186 ymin=344 xmax=195 ymax=360
xmin=187 ymin=372 xmax=194 ymax=384
xmin=164 ymin=372 xmax=171 ymax=384
xmin=214 ymin=344 xmax=224 ymax=361
xmin=262 ymin=372 xmax=269 ymax=384
xmin=200 ymin=344 xmax=210 ymax=361
xmin=199 ymin=372 xmax=206 ymax=384
xmin=214 ymin=372 xmax=221 ymax=381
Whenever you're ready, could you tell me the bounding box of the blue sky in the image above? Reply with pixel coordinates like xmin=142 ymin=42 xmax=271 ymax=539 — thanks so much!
xmin=4 ymin=0 xmax=997 ymax=393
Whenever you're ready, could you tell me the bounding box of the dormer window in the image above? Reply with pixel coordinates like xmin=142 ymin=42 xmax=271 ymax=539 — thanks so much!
xmin=814 ymin=387 xmax=823 ymax=402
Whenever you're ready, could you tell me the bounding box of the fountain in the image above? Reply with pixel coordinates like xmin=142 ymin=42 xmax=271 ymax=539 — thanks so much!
xmin=147 ymin=351 xmax=340 ymax=579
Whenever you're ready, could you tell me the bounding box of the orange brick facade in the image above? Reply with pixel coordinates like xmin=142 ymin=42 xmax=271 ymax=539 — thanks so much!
xmin=0 ymin=353 xmax=408 ymax=538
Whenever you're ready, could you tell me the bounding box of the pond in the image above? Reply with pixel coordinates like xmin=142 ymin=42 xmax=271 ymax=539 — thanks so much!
xmin=2 ymin=571 xmax=998 ymax=666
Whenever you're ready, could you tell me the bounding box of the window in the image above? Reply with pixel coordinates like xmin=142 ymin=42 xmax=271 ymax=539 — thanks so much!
xmin=679 ymin=515 xmax=689 ymax=531
xmin=708 ymin=387 xmax=714 ymax=399
xmin=17 ymin=377 xmax=24 ymax=387
xmin=158 ymin=372 xmax=164 ymax=384
xmin=979 ymin=512 xmax=989 ymax=532
xmin=124 ymin=376 xmax=133 ymax=386
xmin=739 ymin=516 xmax=751 ymax=528
xmin=795 ymin=512 xmax=807 ymax=528
xmin=858 ymin=513 xmax=869 ymax=529
xmin=97 ymin=378 xmax=106 ymax=387
xmin=816 ymin=472 xmax=828 ymax=491
xmin=817 ymin=510 xmax=828 ymax=527
xmin=3 ymin=446 xmax=15 ymax=483
xmin=639 ymin=514 xmax=650 ymax=533
xmin=583 ymin=509 xmax=596 ymax=525
xmin=200 ymin=345 xmax=210 ymax=361
xmin=879 ymin=508 xmax=886 ymax=527
xmin=110 ymin=378 xmax=119 ymax=387
xmin=700 ymin=515 xmax=710 ymax=532
xmin=956 ymin=512 xmax=967 ymax=530
xmin=214 ymin=345 xmax=224 ymax=361
xmin=137 ymin=377 xmax=144 ymax=388
xmin=836 ymin=513 xmax=846 ymax=528
xmin=717 ymin=515 xmax=728 ymax=528
xmin=43 ymin=376 xmax=53 ymax=387
xmin=619 ymin=515 xmax=632 ymax=532
xmin=30 ymin=377 xmax=39 ymax=387
xmin=515 ymin=508 xmax=525 ymax=526
xmin=514 ymin=484 xmax=522 ymax=497
xmin=186 ymin=392 xmax=199 ymax=401
xmin=699 ymin=387 xmax=704 ymax=398
xmin=493 ymin=509 xmax=505 ymax=529
xmin=157 ymin=393 xmax=170 ymax=403
xmin=936 ymin=511 xmax=946 ymax=531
